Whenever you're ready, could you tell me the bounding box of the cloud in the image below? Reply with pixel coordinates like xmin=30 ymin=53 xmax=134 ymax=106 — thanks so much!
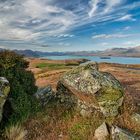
xmin=117 ymin=14 xmax=136 ymax=21
xmin=104 ymin=0 xmax=122 ymax=13
xmin=0 ymin=45 xmax=6 ymax=49
xmin=92 ymin=33 xmax=131 ymax=39
xmin=88 ymin=0 xmax=100 ymax=17
xmin=101 ymin=42 xmax=109 ymax=46
xmin=0 ymin=0 xmax=140 ymax=51
xmin=88 ymin=0 xmax=122 ymax=17
xmin=53 ymin=34 xmax=75 ymax=38
xmin=0 ymin=0 xmax=76 ymax=41
xmin=122 ymin=41 xmax=140 ymax=47
xmin=58 ymin=42 xmax=71 ymax=46
xmin=123 ymin=26 xmax=131 ymax=30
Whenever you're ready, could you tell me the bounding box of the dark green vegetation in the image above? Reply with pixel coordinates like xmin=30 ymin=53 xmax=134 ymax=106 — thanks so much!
xmin=0 ymin=51 xmax=39 ymax=126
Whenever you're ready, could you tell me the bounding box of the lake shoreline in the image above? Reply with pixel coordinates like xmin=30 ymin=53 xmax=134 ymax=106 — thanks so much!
xmin=39 ymin=55 xmax=140 ymax=64
xmin=42 ymin=54 xmax=140 ymax=58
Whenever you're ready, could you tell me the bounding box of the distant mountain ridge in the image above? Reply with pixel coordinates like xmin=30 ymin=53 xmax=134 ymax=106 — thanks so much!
xmin=96 ymin=46 xmax=140 ymax=57
xmin=0 ymin=46 xmax=140 ymax=58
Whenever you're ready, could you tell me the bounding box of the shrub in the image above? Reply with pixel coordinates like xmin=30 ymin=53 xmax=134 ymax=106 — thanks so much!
xmin=0 ymin=50 xmax=38 ymax=125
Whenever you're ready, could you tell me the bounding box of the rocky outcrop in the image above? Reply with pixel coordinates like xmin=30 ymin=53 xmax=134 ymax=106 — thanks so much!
xmin=0 ymin=77 xmax=10 ymax=122
xmin=57 ymin=62 xmax=124 ymax=117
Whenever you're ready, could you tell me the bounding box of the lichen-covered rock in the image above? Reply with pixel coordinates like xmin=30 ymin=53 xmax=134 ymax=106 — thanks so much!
xmin=35 ymin=85 xmax=55 ymax=105
xmin=57 ymin=62 xmax=124 ymax=117
xmin=111 ymin=126 xmax=140 ymax=140
xmin=56 ymin=82 xmax=77 ymax=109
xmin=0 ymin=77 xmax=10 ymax=122
xmin=94 ymin=122 xmax=109 ymax=140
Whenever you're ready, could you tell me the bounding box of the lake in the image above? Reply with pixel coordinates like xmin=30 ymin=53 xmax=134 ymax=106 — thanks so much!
xmin=41 ymin=55 xmax=140 ymax=64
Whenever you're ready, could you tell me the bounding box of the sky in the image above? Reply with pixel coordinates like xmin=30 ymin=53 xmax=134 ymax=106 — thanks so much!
xmin=0 ymin=0 xmax=140 ymax=52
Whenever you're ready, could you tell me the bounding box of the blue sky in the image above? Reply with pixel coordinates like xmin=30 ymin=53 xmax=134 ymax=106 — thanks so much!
xmin=0 ymin=0 xmax=140 ymax=52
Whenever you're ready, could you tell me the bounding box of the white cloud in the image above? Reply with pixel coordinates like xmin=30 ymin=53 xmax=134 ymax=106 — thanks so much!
xmin=101 ymin=42 xmax=109 ymax=46
xmin=122 ymin=41 xmax=140 ymax=48
xmin=104 ymin=0 xmax=122 ymax=13
xmin=54 ymin=34 xmax=75 ymax=38
xmin=0 ymin=45 xmax=6 ymax=49
xmin=88 ymin=0 xmax=122 ymax=17
xmin=123 ymin=26 xmax=131 ymax=30
xmin=117 ymin=14 xmax=136 ymax=21
xmin=123 ymin=41 xmax=134 ymax=45
xmin=58 ymin=42 xmax=71 ymax=46
xmin=0 ymin=0 xmax=139 ymax=50
xmin=92 ymin=33 xmax=131 ymax=39
xmin=0 ymin=0 xmax=76 ymax=41
xmin=88 ymin=0 xmax=100 ymax=17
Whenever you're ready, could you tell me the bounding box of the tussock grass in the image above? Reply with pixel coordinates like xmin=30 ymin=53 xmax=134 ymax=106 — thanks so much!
xmin=5 ymin=125 xmax=27 ymax=140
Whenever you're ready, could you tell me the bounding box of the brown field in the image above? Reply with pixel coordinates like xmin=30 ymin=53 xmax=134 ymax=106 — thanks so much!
xmin=27 ymin=58 xmax=88 ymax=89
xmin=24 ymin=58 xmax=140 ymax=140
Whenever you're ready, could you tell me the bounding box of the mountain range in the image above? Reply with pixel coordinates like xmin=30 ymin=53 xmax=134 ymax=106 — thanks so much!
xmin=0 ymin=46 xmax=140 ymax=58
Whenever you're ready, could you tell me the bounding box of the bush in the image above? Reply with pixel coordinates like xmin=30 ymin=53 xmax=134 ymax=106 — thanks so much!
xmin=0 ymin=50 xmax=38 ymax=125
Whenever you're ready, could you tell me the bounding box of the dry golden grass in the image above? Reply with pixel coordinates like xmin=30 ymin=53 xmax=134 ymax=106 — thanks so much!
xmin=5 ymin=125 xmax=27 ymax=140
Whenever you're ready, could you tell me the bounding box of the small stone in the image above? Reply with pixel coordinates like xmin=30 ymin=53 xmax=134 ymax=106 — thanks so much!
xmin=131 ymin=113 xmax=140 ymax=125
xmin=80 ymin=109 xmax=91 ymax=117
xmin=80 ymin=104 xmax=88 ymax=110
xmin=58 ymin=132 xmax=63 ymax=138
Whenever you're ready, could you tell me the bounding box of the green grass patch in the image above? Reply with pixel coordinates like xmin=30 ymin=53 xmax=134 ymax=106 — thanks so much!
xmin=69 ymin=111 xmax=104 ymax=140
xmin=69 ymin=121 xmax=92 ymax=140
xmin=36 ymin=63 xmax=67 ymax=70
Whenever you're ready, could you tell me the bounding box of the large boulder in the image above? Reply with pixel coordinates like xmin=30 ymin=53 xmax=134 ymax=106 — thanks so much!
xmin=57 ymin=62 xmax=124 ymax=117
xmin=0 ymin=77 xmax=10 ymax=122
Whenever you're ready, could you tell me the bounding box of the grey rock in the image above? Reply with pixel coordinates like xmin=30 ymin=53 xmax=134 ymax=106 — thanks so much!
xmin=57 ymin=62 xmax=124 ymax=117
xmin=0 ymin=77 xmax=10 ymax=122
xmin=94 ymin=122 xmax=109 ymax=140
xmin=56 ymin=82 xmax=77 ymax=108
xmin=111 ymin=126 xmax=140 ymax=140
xmin=35 ymin=85 xmax=54 ymax=105
xmin=80 ymin=108 xmax=92 ymax=117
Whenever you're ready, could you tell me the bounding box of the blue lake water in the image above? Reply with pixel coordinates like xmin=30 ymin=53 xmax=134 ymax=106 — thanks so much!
xmin=41 ymin=55 xmax=140 ymax=64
